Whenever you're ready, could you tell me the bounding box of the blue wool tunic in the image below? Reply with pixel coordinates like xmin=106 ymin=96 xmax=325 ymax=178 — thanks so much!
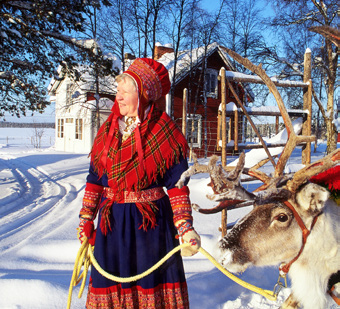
xmin=85 ymin=156 xmax=190 ymax=308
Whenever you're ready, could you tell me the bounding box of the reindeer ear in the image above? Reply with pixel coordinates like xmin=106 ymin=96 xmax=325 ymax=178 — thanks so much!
xmin=296 ymin=183 xmax=329 ymax=213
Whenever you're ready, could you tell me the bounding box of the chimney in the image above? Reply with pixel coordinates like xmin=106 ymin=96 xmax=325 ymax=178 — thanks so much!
xmin=124 ymin=53 xmax=136 ymax=60
xmin=154 ymin=44 xmax=174 ymax=60
xmin=124 ymin=53 xmax=136 ymax=71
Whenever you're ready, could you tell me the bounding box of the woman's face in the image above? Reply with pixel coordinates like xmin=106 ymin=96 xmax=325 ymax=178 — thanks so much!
xmin=116 ymin=78 xmax=139 ymax=117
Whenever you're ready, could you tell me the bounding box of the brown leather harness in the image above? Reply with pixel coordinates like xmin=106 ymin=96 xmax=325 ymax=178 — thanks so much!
xmin=279 ymin=200 xmax=340 ymax=305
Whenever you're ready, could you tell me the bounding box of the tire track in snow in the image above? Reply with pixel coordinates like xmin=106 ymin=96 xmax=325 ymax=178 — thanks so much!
xmin=0 ymin=158 xmax=34 ymax=216
xmin=0 ymin=155 xmax=82 ymax=253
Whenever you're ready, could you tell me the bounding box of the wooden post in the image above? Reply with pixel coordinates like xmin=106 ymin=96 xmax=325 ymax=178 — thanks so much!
xmin=275 ymin=116 xmax=279 ymax=134
xmin=220 ymin=67 xmax=228 ymax=237
xmin=182 ymin=88 xmax=188 ymax=137
xmin=234 ymin=108 xmax=238 ymax=152
xmin=228 ymin=118 xmax=232 ymax=143
xmin=217 ymin=111 xmax=221 ymax=151
xmin=302 ymin=48 xmax=312 ymax=165
xmin=221 ymin=68 xmax=227 ymax=167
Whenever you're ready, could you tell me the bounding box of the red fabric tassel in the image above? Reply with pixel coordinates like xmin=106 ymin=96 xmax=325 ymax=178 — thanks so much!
xmin=135 ymin=202 xmax=158 ymax=231
xmin=99 ymin=200 xmax=112 ymax=236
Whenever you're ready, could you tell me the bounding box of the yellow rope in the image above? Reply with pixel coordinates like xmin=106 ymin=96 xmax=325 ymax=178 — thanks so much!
xmin=197 ymin=247 xmax=276 ymax=301
xmin=88 ymin=241 xmax=186 ymax=283
xmin=67 ymin=241 xmax=277 ymax=309
xmin=67 ymin=239 xmax=89 ymax=309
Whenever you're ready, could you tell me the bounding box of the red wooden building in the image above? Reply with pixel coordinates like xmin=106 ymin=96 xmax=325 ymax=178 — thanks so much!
xmin=156 ymin=42 xmax=253 ymax=158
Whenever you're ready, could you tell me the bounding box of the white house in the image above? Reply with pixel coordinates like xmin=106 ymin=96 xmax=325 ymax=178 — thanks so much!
xmin=48 ymin=67 xmax=117 ymax=153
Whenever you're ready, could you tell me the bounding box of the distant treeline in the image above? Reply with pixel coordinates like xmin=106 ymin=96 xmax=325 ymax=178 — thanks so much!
xmin=0 ymin=122 xmax=55 ymax=128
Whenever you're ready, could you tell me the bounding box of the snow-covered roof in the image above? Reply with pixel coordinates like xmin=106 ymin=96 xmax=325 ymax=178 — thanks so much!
xmin=157 ymin=42 xmax=234 ymax=84
xmin=48 ymin=64 xmax=117 ymax=96
xmin=157 ymin=43 xmax=232 ymax=83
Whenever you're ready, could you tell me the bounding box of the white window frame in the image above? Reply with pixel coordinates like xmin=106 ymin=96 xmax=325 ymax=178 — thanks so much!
xmin=75 ymin=118 xmax=83 ymax=140
xmin=186 ymin=114 xmax=202 ymax=148
xmin=205 ymin=68 xmax=218 ymax=98
xmin=57 ymin=118 xmax=64 ymax=138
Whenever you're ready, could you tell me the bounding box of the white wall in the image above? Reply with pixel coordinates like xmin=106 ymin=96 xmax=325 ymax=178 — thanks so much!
xmin=53 ymin=75 xmax=115 ymax=153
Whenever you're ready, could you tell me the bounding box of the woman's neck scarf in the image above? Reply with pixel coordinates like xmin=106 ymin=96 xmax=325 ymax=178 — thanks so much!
xmin=90 ymin=103 xmax=188 ymax=233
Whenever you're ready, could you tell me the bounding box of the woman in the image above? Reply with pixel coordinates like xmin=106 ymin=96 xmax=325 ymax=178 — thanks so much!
xmin=77 ymin=58 xmax=201 ymax=308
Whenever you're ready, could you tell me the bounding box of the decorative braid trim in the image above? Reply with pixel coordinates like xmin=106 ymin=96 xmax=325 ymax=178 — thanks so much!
xmin=86 ymin=281 xmax=189 ymax=309
xmin=168 ymin=186 xmax=193 ymax=226
xmin=103 ymin=187 xmax=165 ymax=203
xmin=79 ymin=186 xmax=103 ymax=221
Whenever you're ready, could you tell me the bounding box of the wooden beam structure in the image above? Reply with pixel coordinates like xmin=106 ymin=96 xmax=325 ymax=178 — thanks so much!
xmin=220 ymin=67 xmax=228 ymax=237
xmin=302 ymin=49 xmax=312 ymax=164
xmin=225 ymin=71 xmax=309 ymax=88
xmin=182 ymin=88 xmax=188 ymax=137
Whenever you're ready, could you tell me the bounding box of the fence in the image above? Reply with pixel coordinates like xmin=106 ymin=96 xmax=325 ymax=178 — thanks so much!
xmin=0 ymin=128 xmax=55 ymax=148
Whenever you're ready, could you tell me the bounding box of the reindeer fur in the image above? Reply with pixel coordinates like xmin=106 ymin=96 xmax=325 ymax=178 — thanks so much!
xmin=218 ymin=183 xmax=340 ymax=309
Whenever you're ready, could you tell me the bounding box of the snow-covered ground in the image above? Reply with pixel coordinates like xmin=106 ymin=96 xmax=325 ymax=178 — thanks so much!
xmin=0 ymin=127 xmax=338 ymax=309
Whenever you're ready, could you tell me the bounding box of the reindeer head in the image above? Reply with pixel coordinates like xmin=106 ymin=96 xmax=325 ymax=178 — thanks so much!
xmin=217 ymin=181 xmax=333 ymax=273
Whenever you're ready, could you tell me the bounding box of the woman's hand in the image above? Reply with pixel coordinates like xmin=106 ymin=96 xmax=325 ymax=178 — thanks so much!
xmin=77 ymin=219 xmax=96 ymax=245
xmin=176 ymin=221 xmax=201 ymax=256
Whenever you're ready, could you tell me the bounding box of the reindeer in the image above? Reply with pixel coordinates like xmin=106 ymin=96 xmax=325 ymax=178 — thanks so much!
xmin=176 ymin=49 xmax=340 ymax=309
xmin=177 ymin=151 xmax=339 ymax=309
xmin=220 ymin=153 xmax=340 ymax=309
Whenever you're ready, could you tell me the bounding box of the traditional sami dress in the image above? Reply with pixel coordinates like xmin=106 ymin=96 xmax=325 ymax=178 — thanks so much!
xmin=81 ymin=105 xmax=191 ymax=308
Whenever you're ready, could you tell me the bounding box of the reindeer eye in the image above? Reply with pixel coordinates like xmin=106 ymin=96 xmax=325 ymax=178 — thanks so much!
xmin=276 ymin=213 xmax=289 ymax=222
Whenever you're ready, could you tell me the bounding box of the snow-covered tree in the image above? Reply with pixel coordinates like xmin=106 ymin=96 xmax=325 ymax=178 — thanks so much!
xmin=0 ymin=0 xmax=112 ymax=119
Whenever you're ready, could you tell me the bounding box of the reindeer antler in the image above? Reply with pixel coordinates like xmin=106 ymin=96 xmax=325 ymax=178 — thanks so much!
xmin=309 ymin=25 xmax=340 ymax=48
xmin=183 ymin=149 xmax=339 ymax=214
xmin=176 ymin=152 xmax=256 ymax=212
xmin=176 ymin=153 xmax=209 ymax=189
xmin=223 ymin=48 xmax=316 ymax=178
xmin=205 ymin=152 xmax=255 ymax=202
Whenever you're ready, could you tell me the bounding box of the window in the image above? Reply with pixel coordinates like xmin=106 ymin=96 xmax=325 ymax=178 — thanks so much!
xmin=186 ymin=114 xmax=202 ymax=148
xmin=75 ymin=118 xmax=83 ymax=140
xmin=65 ymin=118 xmax=73 ymax=123
xmin=66 ymin=83 xmax=73 ymax=107
xmin=205 ymin=68 xmax=218 ymax=98
xmin=57 ymin=119 xmax=64 ymax=138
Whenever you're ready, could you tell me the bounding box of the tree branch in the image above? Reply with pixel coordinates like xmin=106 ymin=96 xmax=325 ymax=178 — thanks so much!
xmin=311 ymin=84 xmax=327 ymax=120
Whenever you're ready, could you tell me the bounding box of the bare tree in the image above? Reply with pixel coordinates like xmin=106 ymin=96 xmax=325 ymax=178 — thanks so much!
xmin=98 ymin=0 xmax=133 ymax=71
xmin=149 ymin=0 xmax=170 ymax=59
xmin=219 ymin=0 xmax=266 ymax=72
xmin=163 ymin=0 xmax=201 ymax=118
xmin=264 ymin=0 xmax=339 ymax=153
xmin=76 ymin=7 xmax=119 ymax=131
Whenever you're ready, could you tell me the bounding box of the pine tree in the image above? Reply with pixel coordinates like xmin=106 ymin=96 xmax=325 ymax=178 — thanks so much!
xmin=0 ymin=0 xmax=112 ymax=119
